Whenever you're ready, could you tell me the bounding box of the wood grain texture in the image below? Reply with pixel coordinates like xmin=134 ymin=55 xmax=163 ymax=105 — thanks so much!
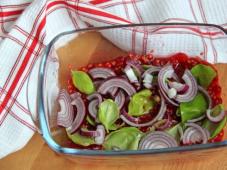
xmin=1 ymin=32 xmax=227 ymax=170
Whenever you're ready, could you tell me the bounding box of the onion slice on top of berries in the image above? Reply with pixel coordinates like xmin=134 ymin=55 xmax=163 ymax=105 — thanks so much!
xmin=98 ymin=77 xmax=136 ymax=96
xmin=139 ymin=131 xmax=178 ymax=149
xmin=158 ymin=65 xmax=198 ymax=104
xmin=57 ymin=89 xmax=74 ymax=128
xmin=67 ymin=93 xmax=86 ymax=134
xmin=182 ymin=123 xmax=208 ymax=144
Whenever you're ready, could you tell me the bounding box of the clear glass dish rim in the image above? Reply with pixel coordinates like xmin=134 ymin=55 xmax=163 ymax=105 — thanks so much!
xmin=38 ymin=22 xmax=227 ymax=156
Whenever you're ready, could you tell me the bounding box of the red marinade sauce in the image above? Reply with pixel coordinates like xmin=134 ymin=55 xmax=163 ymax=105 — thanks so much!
xmin=66 ymin=53 xmax=224 ymax=149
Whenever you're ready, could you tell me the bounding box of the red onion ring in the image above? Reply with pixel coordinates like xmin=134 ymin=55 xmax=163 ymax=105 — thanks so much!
xmin=88 ymin=67 xmax=116 ymax=79
xmin=142 ymin=66 xmax=161 ymax=89
xmin=98 ymin=78 xmax=136 ymax=96
xmin=95 ymin=125 xmax=105 ymax=145
xmin=142 ymin=66 xmax=161 ymax=77
xmin=121 ymin=109 xmax=139 ymax=123
xmin=114 ymin=90 xmax=126 ymax=110
xmin=139 ymin=131 xmax=178 ymax=150
xmin=124 ymin=65 xmax=139 ymax=84
xmin=168 ymin=81 xmax=189 ymax=93
xmin=160 ymin=88 xmax=179 ymax=106
xmin=67 ymin=94 xmax=86 ymax=134
xmin=175 ymin=69 xmax=198 ymax=102
xmin=80 ymin=128 xmax=99 ymax=137
xmin=197 ymin=86 xmax=222 ymax=122
xmin=126 ymin=60 xmax=144 ymax=76
xmin=120 ymin=93 xmax=167 ymax=127
xmin=156 ymin=112 xmax=172 ymax=131
xmin=88 ymin=99 xmax=99 ymax=119
xmin=57 ymin=89 xmax=74 ymax=128
xmin=70 ymin=92 xmax=81 ymax=100
xmin=88 ymin=68 xmax=118 ymax=96
xmin=206 ymin=108 xmax=225 ymax=123
xmin=87 ymin=92 xmax=103 ymax=104
xmin=79 ymin=125 xmax=105 ymax=145
xmin=158 ymin=65 xmax=175 ymax=93
xmin=182 ymin=123 xmax=208 ymax=144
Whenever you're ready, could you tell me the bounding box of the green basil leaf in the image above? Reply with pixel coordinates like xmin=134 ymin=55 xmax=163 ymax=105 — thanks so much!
xmin=103 ymin=127 xmax=143 ymax=150
xmin=72 ymin=70 xmax=95 ymax=94
xmin=128 ymin=89 xmax=154 ymax=116
xmin=98 ymin=99 xmax=119 ymax=132
xmin=202 ymin=104 xmax=226 ymax=139
xmin=166 ymin=123 xmax=182 ymax=143
xmin=180 ymin=93 xmax=208 ymax=122
xmin=191 ymin=64 xmax=217 ymax=88
xmin=66 ymin=131 xmax=95 ymax=146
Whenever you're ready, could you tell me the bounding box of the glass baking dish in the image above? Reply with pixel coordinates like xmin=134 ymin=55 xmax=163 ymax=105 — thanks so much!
xmin=28 ymin=23 xmax=227 ymax=165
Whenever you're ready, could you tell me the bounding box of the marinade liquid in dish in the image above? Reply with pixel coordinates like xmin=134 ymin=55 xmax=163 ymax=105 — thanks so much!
xmin=56 ymin=53 xmax=226 ymax=150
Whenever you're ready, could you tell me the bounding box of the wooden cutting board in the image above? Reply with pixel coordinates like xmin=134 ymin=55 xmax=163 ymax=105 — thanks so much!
xmin=1 ymin=32 xmax=227 ymax=170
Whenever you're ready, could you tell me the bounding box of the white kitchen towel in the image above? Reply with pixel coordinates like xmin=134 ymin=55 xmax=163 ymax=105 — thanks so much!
xmin=0 ymin=0 xmax=227 ymax=158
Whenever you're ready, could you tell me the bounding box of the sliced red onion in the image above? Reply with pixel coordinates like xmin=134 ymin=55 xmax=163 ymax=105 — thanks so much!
xmin=88 ymin=99 xmax=99 ymax=119
xmin=142 ymin=66 xmax=161 ymax=76
xmin=88 ymin=67 xmax=116 ymax=79
xmin=160 ymin=88 xmax=179 ymax=106
xmin=175 ymin=69 xmax=198 ymax=102
xmin=124 ymin=65 xmax=139 ymax=84
xmin=87 ymin=92 xmax=103 ymax=104
xmin=142 ymin=66 xmax=161 ymax=89
xmin=198 ymin=86 xmax=221 ymax=122
xmin=182 ymin=123 xmax=208 ymax=144
xmin=121 ymin=109 xmax=139 ymax=123
xmin=108 ymin=87 xmax=119 ymax=97
xmin=95 ymin=125 xmax=105 ymax=145
xmin=187 ymin=115 xmax=206 ymax=123
xmin=67 ymin=94 xmax=86 ymax=134
xmin=158 ymin=65 xmax=179 ymax=106
xmin=168 ymin=81 xmax=189 ymax=93
xmin=167 ymin=88 xmax=177 ymax=99
xmin=120 ymin=93 xmax=167 ymax=127
xmin=88 ymin=68 xmax=118 ymax=96
xmin=126 ymin=60 xmax=144 ymax=76
xmin=143 ymin=73 xmax=153 ymax=89
xmin=206 ymin=108 xmax=225 ymax=123
xmin=80 ymin=128 xmax=99 ymax=137
xmin=79 ymin=125 xmax=105 ymax=145
xmin=98 ymin=78 xmax=136 ymax=96
xmin=156 ymin=112 xmax=172 ymax=131
xmin=158 ymin=65 xmax=197 ymax=103
xmin=114 ymin=90 xmax=125 ymax=110
xmin=70 ymin=92 xmax=81 ymax=100
xmin=57 ymin=89 xmax=74 ymax=128
xmin=139 ymin=131 xmax=178 ymax=150
xmin=198 ymin=86 xmax=212 ymax=109
xmin=158 ymin=65 xmax=175 ymax=94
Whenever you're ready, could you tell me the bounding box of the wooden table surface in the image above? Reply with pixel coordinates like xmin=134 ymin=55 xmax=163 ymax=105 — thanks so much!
xmin=1 ymin=132 xmax=227 ymax=170
xmin=1 ymin=32 xmax=227 ymax=170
